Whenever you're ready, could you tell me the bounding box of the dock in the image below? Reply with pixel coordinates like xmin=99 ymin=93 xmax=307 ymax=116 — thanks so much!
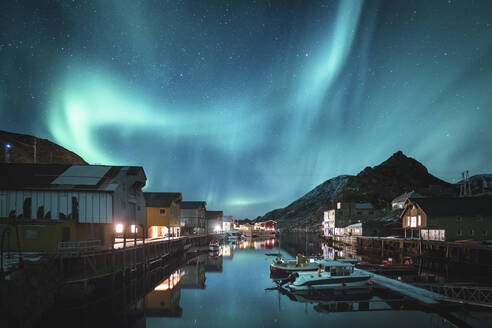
xmin=359 ymin=268 xmax=446 ymax=305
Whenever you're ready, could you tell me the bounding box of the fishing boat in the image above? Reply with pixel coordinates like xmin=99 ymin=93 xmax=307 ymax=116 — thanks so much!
xmin=270 ymin=254 xmax=319 ymax=276
xmin=209 ymin=240 xmax=220 ymax=252
xmin=288 ymin=259 xmax=371 ymax=293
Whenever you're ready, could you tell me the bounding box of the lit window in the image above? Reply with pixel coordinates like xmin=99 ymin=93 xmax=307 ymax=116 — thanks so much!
xmin=159 ymin=208 xmax=166 ymax=216
xmin=410 ymin=217 xmax=417 ymax=228
xmin=337 ymin=202 xmax=341 ymax=209
xmin=418 ymin=215 xmax=421 ymax=226
xmin=115 ymin=224 xmax=124 ymax=233
xmin=131 ymin=224 xmax=138 ymax=233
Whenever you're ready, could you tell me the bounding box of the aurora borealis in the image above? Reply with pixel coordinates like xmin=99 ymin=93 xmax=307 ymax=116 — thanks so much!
xmin=1 ymin=1 xmax=492 ymax=218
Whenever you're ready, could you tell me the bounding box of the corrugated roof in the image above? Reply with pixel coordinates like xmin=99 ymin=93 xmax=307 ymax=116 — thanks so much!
xmin=0 ymin=163 xmax=144 ymax=191
xmin=409 ymin=197 xmax=492 ymax=216
xmin=181 ymin=201 xmax=206 ymax=209
xmin=143 ymin=192 xmax=182 ymax=207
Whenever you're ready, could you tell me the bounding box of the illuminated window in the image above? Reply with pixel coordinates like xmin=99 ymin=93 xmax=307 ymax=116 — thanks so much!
xmin=418 ymin=215 xmax=421 ymax=226
xmin=151 ymin=226 xmax=158 ymax=238
xmin=159 ymin=208 xmax=166 ymax=216
xmin=131 ymin=224 xmax=138 ymax=233
xmin=410 ymin=216 xmax=417 ymax=228
xmin=115 ymin=224 xmax=124 ymax=233
xmin=337 ymin=202 xmax=341 ymax=209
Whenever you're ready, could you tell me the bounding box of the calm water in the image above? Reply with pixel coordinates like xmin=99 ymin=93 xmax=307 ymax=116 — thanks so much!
xmin=35 ymin=235 xmax=492 ymax=328
xmin=129 ymin=238 xmax=491 ymax=328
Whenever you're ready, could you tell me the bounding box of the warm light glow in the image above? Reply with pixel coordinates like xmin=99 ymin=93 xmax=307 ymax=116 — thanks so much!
xmin=154 ymin=269 xmax=181 ymax=291
xmin=214 ymin=225 xmax=221 ymax=233
xmin=151 ymin=226 xmax=158 ymax=238
xmin=115 ymin=223 xmax=123 ymax=233
xmin=131 ymin=224 xmax=138 ymax=233
xmin=162 ymin=226 xmax=169 ymax=236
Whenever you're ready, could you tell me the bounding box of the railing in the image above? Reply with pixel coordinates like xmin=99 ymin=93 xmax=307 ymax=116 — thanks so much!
xmin=418 ymin=283 xmax=492 ymax=306
xmin=57 ymin=240 xmax=102 ymax=257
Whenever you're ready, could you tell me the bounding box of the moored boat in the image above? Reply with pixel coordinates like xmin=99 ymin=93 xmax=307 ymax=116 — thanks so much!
xmin=288 ymin=259 xmax=371 ymax=293
xmin=270 ymin=254 xmax=319 ymax=277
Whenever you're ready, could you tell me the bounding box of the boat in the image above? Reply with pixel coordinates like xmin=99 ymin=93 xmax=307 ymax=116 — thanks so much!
xmin=270 ymin=254 xmax=319 ymax=277
xmin=209 ymin=240 xmax=220 ymax=252
xmin=288 ymin=259 xmax=371 ymax=293
xmin=226 ymin=231 xmax=243 ymax=242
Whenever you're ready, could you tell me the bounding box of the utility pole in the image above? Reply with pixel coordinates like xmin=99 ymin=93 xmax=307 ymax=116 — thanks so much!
xmin=4 ymin=144 xmax=12 ymax=163
xmin=33 ymin=137 xmax=37 ymax=163
xmin=459 ymin=170 xmax=472 ymax=197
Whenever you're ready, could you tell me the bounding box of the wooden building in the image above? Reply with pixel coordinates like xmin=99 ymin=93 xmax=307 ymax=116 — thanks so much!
xmin=143 ymin=192 xmax=182 ymax=239
xmin=180 ymin=201 xmax=207 ymax=235
xmin=0 ymin=163 xmax=146 ymax=251
xmin=323 ymin=202 xmax=386 ymax=236
xmin=402 ymin=197 xmax=492 ymax=241
xmin=205 ymin=210 xmax=223 ymax=234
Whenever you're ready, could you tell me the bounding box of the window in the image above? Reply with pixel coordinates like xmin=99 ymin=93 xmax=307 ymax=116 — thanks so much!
xmin=418 ymin=215 xmax=421 ymax=226
xmin=24 ymin=229 xmax=38 ymax=240
xmin=407 ymin=217 xmax=411 ymax=227
xmin=410 ymin=216 xmax=417 ymax=228
xmin=469 ymin=229 xmax=474 ymax=236
xmin=457 ymin=229 xmax=462 ymax=236
xmin=23 ymin=197 xmax=32 ymax=219
xmin=159 ymin=208 xmax=166 ymax=216
xmin=337 ymin=202 xmax=341 ymax=209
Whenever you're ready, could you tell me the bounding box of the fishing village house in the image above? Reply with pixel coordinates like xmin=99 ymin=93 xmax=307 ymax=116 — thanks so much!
xmin=180 ymin=201 xmax=207 ymax=235
xmin=143 ymin=192 xmax=182 ymax=239
xmin=402 ymin=197 xmax=492 ymax=241
xmin=391 ymin=191 xmax=425 ymax=210
xmin=323 ymin=202 xmax=386 ymax=236
xmin=206 ymin=210 xmax=223 ymax=234
xmin=222 ymin=216 xmax=235 ymax=232
xmin=0 ymin=163 xmax=146 ymax=252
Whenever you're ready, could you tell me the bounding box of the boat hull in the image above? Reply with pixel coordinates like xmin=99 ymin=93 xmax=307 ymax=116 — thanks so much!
xmin=270 ymin=264 xmax=318 ymax=275
xmin=288 ymin=276 xmax=370 ymax=292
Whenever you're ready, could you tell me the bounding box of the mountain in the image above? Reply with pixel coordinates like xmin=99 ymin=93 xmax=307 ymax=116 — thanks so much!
xmin=0 ymin=130 xmax=87 ymax=164
xmin=259 ymin=151 xmax=458 ymax=229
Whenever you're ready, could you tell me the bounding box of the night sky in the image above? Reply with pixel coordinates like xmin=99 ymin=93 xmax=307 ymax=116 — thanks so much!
xmin=1 ymin=0 xmax=492 ymax=218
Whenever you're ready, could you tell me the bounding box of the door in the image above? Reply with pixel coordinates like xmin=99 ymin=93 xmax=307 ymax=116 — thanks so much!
xmin=62 ymin=227 xmax=70 ymax=242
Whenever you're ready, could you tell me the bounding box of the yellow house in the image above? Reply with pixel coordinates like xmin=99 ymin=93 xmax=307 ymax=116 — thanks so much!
xmin=137 ymin=269 xmax=182 ymax=317
xmin=144 ymin=192 xmax=182 ymax=238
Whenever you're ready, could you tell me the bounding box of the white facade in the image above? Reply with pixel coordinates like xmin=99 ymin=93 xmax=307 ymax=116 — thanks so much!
xmin=0 ymin=190 xmax=113 ymax=223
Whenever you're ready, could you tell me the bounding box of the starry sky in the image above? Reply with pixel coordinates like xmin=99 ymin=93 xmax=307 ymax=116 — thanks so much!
xmin=1 ymin=0 xmax=492 ymax=218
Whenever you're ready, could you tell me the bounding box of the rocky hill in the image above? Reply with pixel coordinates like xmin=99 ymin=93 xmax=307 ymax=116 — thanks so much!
xmin=0 ymin=130 xmax=87 ymax=164
xmin=259 ymin=151 xmax=458 ymax=229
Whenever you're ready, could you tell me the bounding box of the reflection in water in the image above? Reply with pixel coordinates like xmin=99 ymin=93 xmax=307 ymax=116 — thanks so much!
xmin=137 ymin=270 xmax=183 ymax=318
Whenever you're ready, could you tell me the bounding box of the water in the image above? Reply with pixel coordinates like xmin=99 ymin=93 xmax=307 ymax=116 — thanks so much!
xmin=35 ymin=235 xmax=492 ymax=328
xmin=130 ymin=238 xmax=490 ymax=328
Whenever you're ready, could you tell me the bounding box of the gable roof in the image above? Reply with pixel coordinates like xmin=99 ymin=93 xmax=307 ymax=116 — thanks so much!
xmin=206 ymin=210 xmax=223 ymax=219
xmin=143 ymin=192 xmax=182 ymax=207
xmin=407 ymin=197 xmax=492 ymax=217
xmin=180 ymin=201 xmax=206 ymax=210
xmin=0 ymin=163 xmax=145 ymax=191
xmin=392 ymin=191 xmax=425 ymax=203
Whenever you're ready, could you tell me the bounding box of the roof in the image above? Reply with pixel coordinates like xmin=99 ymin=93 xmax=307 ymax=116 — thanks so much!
xmin=345 ymin=222 xmax=362 ymax=228
xmin=355 ymin=202 xmax=373 ymax=209
xmin=407 ymin=197 xmax=492 ymax=217
xmin=144 ymin=192 xmax=182 ymax=207
xmin=180 ymin=201 xmax=207 ymax=209
xmin=392 ymin=191 xmax=425 ymax=203
xmin=206 ymin=210 xmax=223 ymax=219
xmin=0 ymin=163 xmax=145 ymax=191
xmin=318 ymin=259 xmax=354 ymax=267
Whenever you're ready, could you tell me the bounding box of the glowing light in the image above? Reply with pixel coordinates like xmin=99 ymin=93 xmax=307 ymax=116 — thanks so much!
xmin=214 ymin=225 xmax=221 ymax=233
xmin=5 ymin=144 xmax=11 ymax=149
xmin=115 ymin=224 xmax=123 ymax=233
xmin=131 ymin=224 xmax=137 ymax=233
xmin=151 ymin=226 xmax=158 ymax=238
